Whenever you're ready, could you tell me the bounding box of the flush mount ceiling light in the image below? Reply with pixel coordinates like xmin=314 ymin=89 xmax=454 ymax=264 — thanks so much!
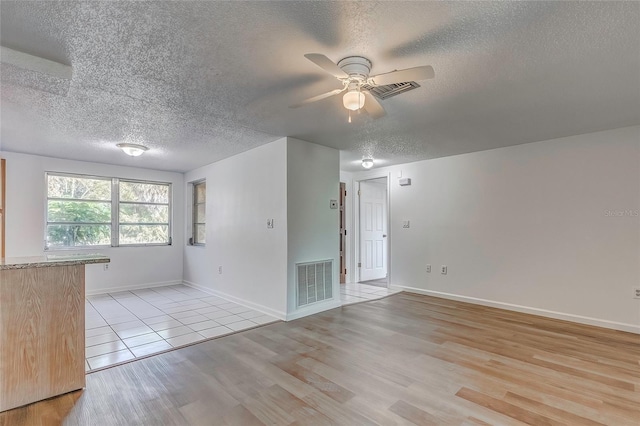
xmin=116 ymin=143 xmax=148 ymax=157
xmin=362 ymin=158 xmax=374 ymax=169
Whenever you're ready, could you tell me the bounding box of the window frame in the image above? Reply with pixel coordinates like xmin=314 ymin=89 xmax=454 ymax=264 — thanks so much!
xmin=191 ymin=179 xmax=206 ymax=246
xmin=45 ymin=172 xmax=172 ymax=250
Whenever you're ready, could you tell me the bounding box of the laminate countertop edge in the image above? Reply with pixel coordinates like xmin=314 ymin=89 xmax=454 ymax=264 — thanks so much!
xmin=0 ymin=255 xmax=110 ymax=270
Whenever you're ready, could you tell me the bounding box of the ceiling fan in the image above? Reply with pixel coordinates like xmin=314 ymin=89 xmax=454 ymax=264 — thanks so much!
xmin=291 ymin=53 xmax=435 ymax=120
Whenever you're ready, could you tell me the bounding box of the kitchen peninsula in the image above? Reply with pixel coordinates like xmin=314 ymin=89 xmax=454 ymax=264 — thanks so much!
xmin=0 ymin=254 xmax=109 ymax=412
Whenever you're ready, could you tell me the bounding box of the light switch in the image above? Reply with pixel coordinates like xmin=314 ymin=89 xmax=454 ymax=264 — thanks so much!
xmin=402 ymin=220 xmax=410 ymax=228
xmin=267 ymin=219 xmax=274 ymax=229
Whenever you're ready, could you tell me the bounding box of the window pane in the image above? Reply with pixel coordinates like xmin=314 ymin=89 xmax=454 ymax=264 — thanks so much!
xmin=195 ymin=204 xmax=205 ymax=223
xmin=48 ymin=175 xmax=111 ymax=200
xmin=48 ymin=200 xmax=111 ymax=223
xmin=195 ymin=224 xmax=206 ymax=244
xmin=47 ymin=225 xmax=111 ymax=247
xmin=119 ymin=204 xmax=168 ymax=224
xmin=120 ymin=181 xmax=169 ymax=203
xmin=195 ymin=182 xmax=206 ymax=202
xmin=193 ymin=181 xmax=205 ymax=245
xmin=119 ymin=225 xmax=169 ymax=245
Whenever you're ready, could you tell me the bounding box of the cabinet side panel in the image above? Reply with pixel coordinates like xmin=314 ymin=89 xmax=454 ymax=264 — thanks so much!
xmin=0 ymin=265 xmax=85 ymax=412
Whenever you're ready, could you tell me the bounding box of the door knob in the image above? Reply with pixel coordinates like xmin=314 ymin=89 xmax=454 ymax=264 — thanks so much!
xmin=383 ymin=234 xmax=387 ymax=237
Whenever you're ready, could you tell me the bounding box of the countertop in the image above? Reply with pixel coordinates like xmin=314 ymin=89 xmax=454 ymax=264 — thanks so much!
xmin=0 ymin=254 xmax=110 ymax=270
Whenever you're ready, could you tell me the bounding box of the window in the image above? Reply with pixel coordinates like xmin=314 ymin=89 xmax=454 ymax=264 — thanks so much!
xmin=192 ymin=180 xmax=206 ymax=245
xmin=46 ymin=173 xmax=171 ymax=249
xmin=46 ymin=174 xmax=112 ymax=248
xmin=119 ymin=180 xmax=171 ymax=245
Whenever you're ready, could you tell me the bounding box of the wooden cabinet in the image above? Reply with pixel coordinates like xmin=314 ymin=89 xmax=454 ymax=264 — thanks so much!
xmin=0 ymin=265 xmax=85 ymax=411
xmin=0 ymin=255 xmax=109 ymax=412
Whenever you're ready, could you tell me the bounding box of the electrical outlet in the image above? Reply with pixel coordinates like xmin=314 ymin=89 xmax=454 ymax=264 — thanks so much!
xmin=426 ymin=264 xmax=431 ymax=273
xmin=441 ymin=265 xmax=447 ymax=275
xmin=634 ymin=287 xmax=640 ymax=299
xmin=103 ymin=264 xmax=109 ymax=271
xmin=218 ymin=266 xmax=223 ymax=274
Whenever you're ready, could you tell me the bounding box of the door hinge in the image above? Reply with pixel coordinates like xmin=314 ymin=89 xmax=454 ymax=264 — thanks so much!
xmin=358 ymin=189 xmax=361 ymax=196
xmin=358 ymin=262 xmax=362 ymax=267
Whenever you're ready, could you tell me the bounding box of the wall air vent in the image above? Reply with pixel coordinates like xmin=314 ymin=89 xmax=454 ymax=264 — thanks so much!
xmin=363 ymin=81 xmax=421 ymax=100
xmin=296 ymin=260 xmax=333 ymax=308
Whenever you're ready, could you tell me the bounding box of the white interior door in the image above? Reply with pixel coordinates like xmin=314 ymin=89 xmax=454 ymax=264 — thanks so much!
xmin=359 ymin=179 xmax=387 ymax=281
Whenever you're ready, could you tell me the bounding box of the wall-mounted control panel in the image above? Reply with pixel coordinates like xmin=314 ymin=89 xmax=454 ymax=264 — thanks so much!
xmin=399 ymin=177 xmax=411 ymax=186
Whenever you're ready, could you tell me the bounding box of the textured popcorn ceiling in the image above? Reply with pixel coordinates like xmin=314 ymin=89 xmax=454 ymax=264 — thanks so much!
xmin=0 ymin=1 xmax=638 ymax=172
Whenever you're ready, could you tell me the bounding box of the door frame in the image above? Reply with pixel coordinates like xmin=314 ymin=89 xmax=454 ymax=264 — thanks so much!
xmin=339 ymin=182 xmax=347 ymax=284
xmin=0 ymin=158 xmax=5 ymax=259
xmin=352 ymin=171 xmax=392 ymax=287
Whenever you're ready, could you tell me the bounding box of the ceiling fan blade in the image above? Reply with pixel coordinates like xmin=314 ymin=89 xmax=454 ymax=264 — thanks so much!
xmin=304 ymin=53 xmax=349 ymax=79
xmin=363 ymin=91 xmax=386 ymax=119
xmin=290 ymin=87 xmax=346 ymax=108
xmin=368 ymin=65 xmax=434 ymax=86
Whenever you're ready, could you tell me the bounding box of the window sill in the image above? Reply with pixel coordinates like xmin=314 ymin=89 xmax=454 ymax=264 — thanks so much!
xmin=46 ymin=243 xmax=171 ymax=250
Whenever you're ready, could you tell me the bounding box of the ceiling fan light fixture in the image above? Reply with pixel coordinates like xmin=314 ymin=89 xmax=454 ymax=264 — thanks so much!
xmin=343 ymin=90 xmax=365 ymax=111
xmin=362 ymin=158 xmax=374 ymax=169
xmin=117 ymin=143 xmax=148 ymax=157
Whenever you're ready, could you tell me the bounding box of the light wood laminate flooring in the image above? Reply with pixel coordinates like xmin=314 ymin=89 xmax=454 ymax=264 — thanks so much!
xmin=2 ymin=292 xmax=639 ymax=425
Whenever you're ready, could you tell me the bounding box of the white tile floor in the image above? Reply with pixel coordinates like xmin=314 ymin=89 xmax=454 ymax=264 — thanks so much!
xmin=85 ymin=284 xmax=279 ymax=371
xmin=340 ymin=282 xmax=401 ymax=305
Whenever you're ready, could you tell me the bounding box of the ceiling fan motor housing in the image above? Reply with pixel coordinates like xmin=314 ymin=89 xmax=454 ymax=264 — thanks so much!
xmin=337 ymin=56 xmax=372 ymax=82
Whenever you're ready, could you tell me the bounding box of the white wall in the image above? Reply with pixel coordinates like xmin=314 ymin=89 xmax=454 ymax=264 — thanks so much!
xmin=183 ymin=137 xmax=340 ymax=320
xmin=183 ymin=138 xmax=289 ymax=318
xmin=286 ymin=138 xmax=340 ymax=318
xmin=0 ymin=151 xmax=184 ymax=294
xmin=351 ymin=126 xmax=640 ymax=333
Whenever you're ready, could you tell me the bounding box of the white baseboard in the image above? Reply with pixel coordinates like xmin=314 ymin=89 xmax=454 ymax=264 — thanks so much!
xmin=286 ymin=299 xmax=343 ymax=321
xmin=393 ymin=285 xmax=640 ymax=335
xmin=86 ymin=280 xmax=182 ymax=296
xmin=183 ymin=280 xmax=287 ymax=320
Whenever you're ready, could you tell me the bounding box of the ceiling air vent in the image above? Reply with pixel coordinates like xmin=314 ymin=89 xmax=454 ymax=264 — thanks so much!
xmin=363 ymin=81 xmax=421 ymax=100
